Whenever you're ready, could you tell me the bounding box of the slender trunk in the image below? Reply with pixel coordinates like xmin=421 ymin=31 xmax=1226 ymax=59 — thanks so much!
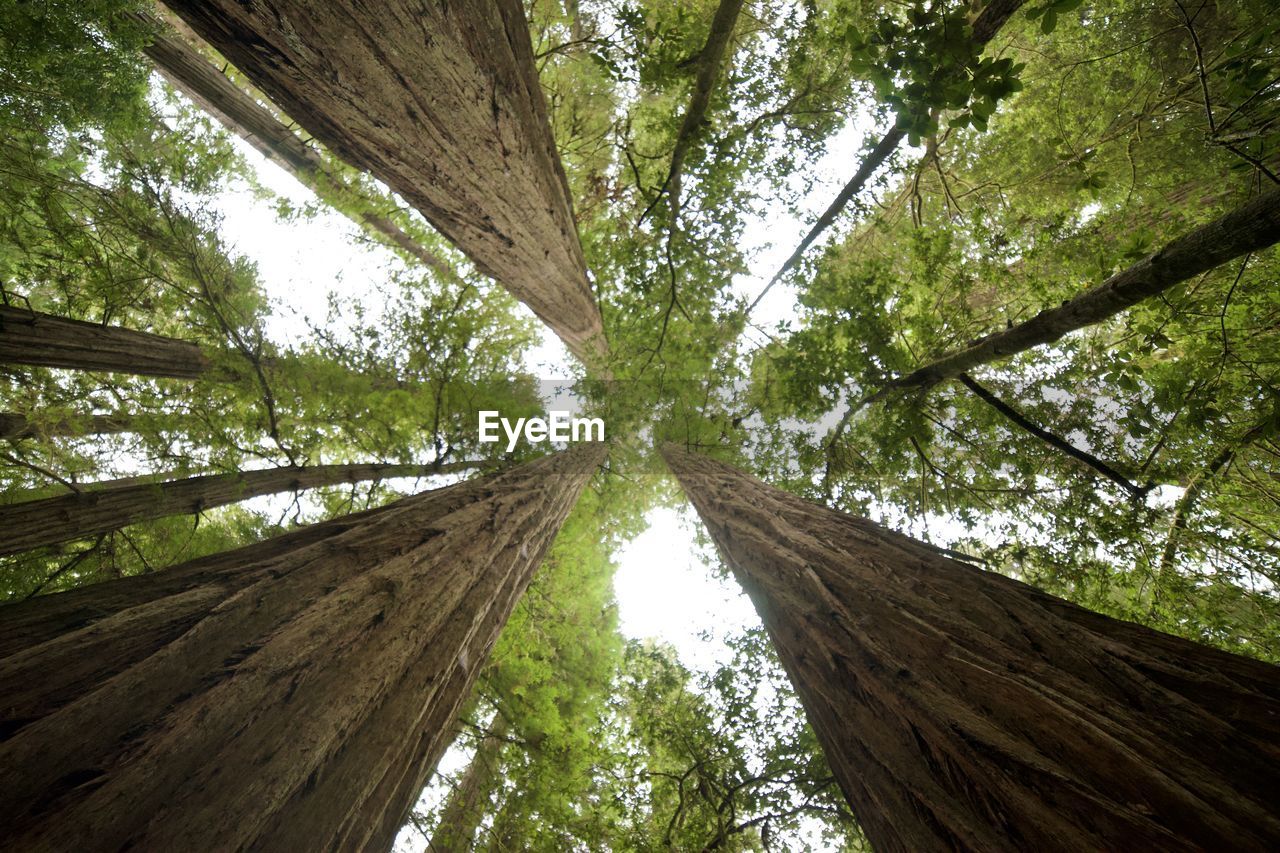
xmin=642 ymin=0 xmax=745 ymax=223
xmin=750 ymin=0 xmax=1026 ymax=310
xmin=161 ymin=0 xmax=608 ymax=365
xmin=0 ymin=444 xmax=604 ymax=850
xmin=661 ymin=445 xmax=1280 ymax=851
xmin=0 ymin=460 xmax=482 ymax=557
xmin=0 ymin=308 xmax=435 ymax=399
xmin=428 ymin=719 xmax=508 ymax=852
xmin=872 ymin=187 xmax=1280 ymax=399
xmin=956 ymin=373 xmax=1151 ymax=497
xmin=1156 ymin=402 xmax=1280 ymax=583
xmin=0 ymin=306 xmax=212 ymax=378
xmin=131 ymin=12 xmax=453 ymax=276
xmin=0 ymin=412 xmax=133 ymax=441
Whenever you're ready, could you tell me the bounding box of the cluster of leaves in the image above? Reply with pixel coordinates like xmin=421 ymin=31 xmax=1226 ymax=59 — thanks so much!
xmin=839 ymin=0 xmax=1025 ymax=139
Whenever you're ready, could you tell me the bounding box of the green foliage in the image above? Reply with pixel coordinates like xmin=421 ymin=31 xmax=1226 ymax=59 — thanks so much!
xmin=5 ymin=0 xmax=1280 ymax=847
xmin=0 ymin=0 xmax=153 ymax=135
xmin=839 ymin=0 xmax=1025 ymax=139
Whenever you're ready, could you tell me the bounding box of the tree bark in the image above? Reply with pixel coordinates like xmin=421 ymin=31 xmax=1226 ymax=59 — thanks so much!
xmin=661 ymin=444 xmax=1280 ymax=852
xmin=161 ymin=0 xmax=608 ymax=365
xmin=749 ymin=0 xmax=1027 ymax=310
xmin=0 ymin=444 xmax=604 ymax=850
xmin=0 ymin=306 xmax=212 ymax=378
xmin=0 ymin=412 xmax=133 ymax=441
xmin=428 ymin=719 xmax=507 ymax=852
xmin=871 ymin=187 xmax=1280 ymax=399
xmin=131 ymin=11 xmax=453 ymax=276
xmin=0 ymin=460 xmax=483 ymax=558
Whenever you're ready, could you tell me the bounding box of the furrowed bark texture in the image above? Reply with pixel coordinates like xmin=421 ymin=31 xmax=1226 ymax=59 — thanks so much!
xmin=0 ymin=412 xmax=133 ymax=441
xmin=133 ymin=12 xmax=452 ymax=275
xmin=878 ymin=187 xmax=1280 ymax=396
xmin=0 ymin=460 xmax=481 ymax=557
xmin=661 ymin=445 xmax=1280 ymax=852
xmin=0 ymin=444 xmax=604 ymax=850
xmin=752 ymin=0 xmax=1026 ymax=307
xmin=0 ymin=306 xmax=211 ymax=378
xmin=161 ymin=0 xmax=608 ymax=364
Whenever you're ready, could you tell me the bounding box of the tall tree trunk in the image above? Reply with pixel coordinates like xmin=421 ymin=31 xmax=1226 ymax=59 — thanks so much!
xmin=870 ymin=187 xmax=1280 ymax=400
xmin=661 ymin=445 xmax=1280 ymax=851
xmin=0 ymin=412 xmax=133 ymax=441
xmin=428 ymin=719 xmax=508 ymax=852
xmin=161 ymin=0 xmax=609 ymax=365
xmin=0 ymin=306 xmax=212 ymax=378
xmin=0 ymin=444 xmax=604 ymax=850
xmin=0 ymin=460 xmax=482 ymax=557
xmin=131 ymin=11 xmax=453 ymax=276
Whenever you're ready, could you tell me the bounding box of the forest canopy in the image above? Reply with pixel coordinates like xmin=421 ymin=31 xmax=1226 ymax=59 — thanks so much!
xmin=1 ymin=0 xmax=1278 ymax=849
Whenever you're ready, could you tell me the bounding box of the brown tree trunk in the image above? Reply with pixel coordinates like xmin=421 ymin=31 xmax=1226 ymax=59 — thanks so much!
xmin=0 ymin=444 xmax=604 ymax=850
xmin=0 ymin=412 xmax=133 ymax=441
xmin=661 ymin=445 xmax=1280 ymax=852
xmin=0 ymin=459 xmax=482 ymax=557
xmin=161 ymin=0 xmax=609 ymax=365
xmin=872 ymin=187 xmax=1280 ymax=399
xmin=131 ymin=11 xmax=453 ymax=276
xmin=0 ymin=306 xmax=212 ymax=378
xmin=428 ymin=719 xmax=507 ymax=852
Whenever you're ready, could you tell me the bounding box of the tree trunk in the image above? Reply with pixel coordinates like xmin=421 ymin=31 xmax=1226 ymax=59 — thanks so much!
xmin=0 ymin=460 xmax=482 ymax=557
xmin=131 ymin=11 xmax=453 ymax=276
xmin=0 ymin=306 xmax=213 ymax=378
xmin=428 ymin=719 xmax=507 ymax=852
xmin=661 ymin=444 xmax=1280 ymax=852
xmin=161 ymin=0 xmax=609 ymax=365
xmin=872 ymin=186 xmax=1280 ymax=399
xmin=0 ymin=444 xmax=604 ymax=850
xmin=645 ymin=0 xmax=745 ymax=222
xmin=0 ymin=412 xmax=133 ymax=441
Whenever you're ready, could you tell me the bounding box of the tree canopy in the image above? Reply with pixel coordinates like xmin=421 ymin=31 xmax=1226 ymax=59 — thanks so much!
xmin=2 ymin=0 xmax=1278 ymax=848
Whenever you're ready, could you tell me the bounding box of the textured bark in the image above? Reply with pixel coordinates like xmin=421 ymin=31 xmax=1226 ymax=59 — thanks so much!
xmin=161 ymin=0 xmax=608 ymax=364
xmin=428 ymin=720 xmax=507 ymax=852
xmin=0 ymin=412 xmax=133 ymax=441
xmin=0 ymin=306 xmax=212 ymax=378
xmin=749 ymin=0 xmax=1026 ymax=311
xmin=0 ymin=444 xmax=604 ymax=850
xmin=662 ymin=445 xmax=1280 ymax=852
xmin=132 ymin=11 xmax=453 ymax=276
xmin=0 ymin=460 xmax=481 ymax=557
xmin=874 ymin=187 xmax=1280 ymax=398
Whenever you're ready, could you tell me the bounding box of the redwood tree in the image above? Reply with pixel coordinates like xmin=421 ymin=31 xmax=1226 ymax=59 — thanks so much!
xmin=0 ymin=444 xmax=604 ymax=850
xmin=0 ymin=305 xmax=212 ymax=378
xmin=161 ymin=0 xmax=608 ymax=364
xmin=132 ymin=11 xmax=453 ymax=276
xmin=0 ymin=459 xmax=481 ymax=557
xmin=661 ymin=444 xmax=1280 ymax=851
